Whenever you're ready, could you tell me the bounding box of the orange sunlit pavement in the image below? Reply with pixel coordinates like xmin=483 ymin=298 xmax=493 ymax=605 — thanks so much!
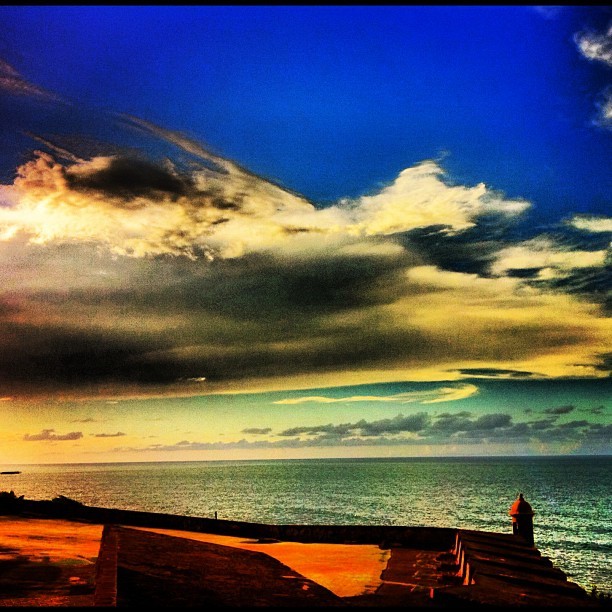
xmin=0 ymin=517 xmax=103 ymax=606
xmin=134 ymin=527 xmax=389 ymax=598
xmin=0 ymin=517 xmax=389 ymax=604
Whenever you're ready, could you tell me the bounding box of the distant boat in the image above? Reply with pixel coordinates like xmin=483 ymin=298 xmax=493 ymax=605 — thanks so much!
xmin=0 ymin=471 xmax=21 ymax=474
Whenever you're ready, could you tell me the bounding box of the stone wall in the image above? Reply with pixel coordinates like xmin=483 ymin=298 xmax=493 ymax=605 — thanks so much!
xmin=1 ymin=494 xmax=455 ymax=549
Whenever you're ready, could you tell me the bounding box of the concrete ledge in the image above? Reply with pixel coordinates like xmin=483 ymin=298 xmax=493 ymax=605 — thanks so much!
xmin=93 ymin=525 xmax=118 ymax=607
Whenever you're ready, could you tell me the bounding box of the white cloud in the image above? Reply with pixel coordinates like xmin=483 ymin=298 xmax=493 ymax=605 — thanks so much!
xmin=490 ymin=237 xmax=608 ymax=277
xmin=574 ymin=25 xmax=612 ymax=129
xmin=335 ymin=162 xmax=529 ymax=237
xmin=574 ymin=25 xmax=612 ymax=67
xmin=595 ymin=87 xmax=612 ymax=129
xmin=570 ymin=214 xmax=612 ymax=233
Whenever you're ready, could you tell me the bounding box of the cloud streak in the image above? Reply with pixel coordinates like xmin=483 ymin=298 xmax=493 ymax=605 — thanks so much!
xmin=92 ymin=432 xmax=126 ymax=438
xmin=273 ymin=383 xmax=478 ymax=405
xmin=0 ymin=59 xmax=61 ymax=101
xmin=544 ymin=405 xmax=575 ymax=415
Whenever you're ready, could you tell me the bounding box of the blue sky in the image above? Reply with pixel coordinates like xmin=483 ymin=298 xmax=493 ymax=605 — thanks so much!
xmin=0 ymin=6 xmax=609 ymax=463
xmin=1 ymin=6 xmax=610 ymax=215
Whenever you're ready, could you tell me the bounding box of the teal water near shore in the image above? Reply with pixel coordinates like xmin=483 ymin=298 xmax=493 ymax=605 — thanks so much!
xmin=1 ymin=456 xmax=609 ymax=593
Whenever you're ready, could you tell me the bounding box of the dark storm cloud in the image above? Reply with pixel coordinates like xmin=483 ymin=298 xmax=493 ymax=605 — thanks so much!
xmin=556 ymin=420 xmax=590 ymax=429
xmin=430 ymin=413 xmax=512 ymax=433
xmin=1 ymin=224 xmax=608 ymax=399
xmin=95 ymin=323 xmax=429 ymax=389
xmin=122 ymin=257 xmax=609 ymax=380
xmin=92 ymin=432 xmax=126 ymax=438
xmin=505 ymin=267 xmax=543 ymax=279
xmin=456 ymin=368 xmax=534 ymax=378
xmin=185 ymin=326 xmax=429 ymax=384
xmin=0 ymin=248 xmax=425 ymax=394
xmin=118 ymin=410 xmax=610 ymax=453
xmin=544 ymin=405 xmax=576 ymax=415
xmin=241 ymin=427 xmax=272 ymax=435
xmin=278 ymin=413 xmax=430 ymax=438
xmin=398 ymin=224 xmax=503 ymax=276
xmin=4 ymin=248 xmax=429 ymax=385
xmin=152 ymin=249 xmax=414 ymax=321
xmin=23 ymin=429 xmax=82 ymax=441
xmin=583 ymin=405 xmax=605 ymax=415
xmin=271 ymin=254 xmax=412 ymax=314
xmin=529 ymin=266 xmax=612 ymax=313
xmin=0 ymin=318 xmax=185 ymax=396
xmin=527 ymin=419 xmax=557 ymax=431
xmin=594 ymin=353 xmax=612 ymax=372
xmin=66 ymin=156 xmax=193 ymax=201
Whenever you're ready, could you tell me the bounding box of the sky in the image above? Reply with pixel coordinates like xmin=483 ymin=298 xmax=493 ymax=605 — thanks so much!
xmin=0 ymin=5 xmax=610 ymax=465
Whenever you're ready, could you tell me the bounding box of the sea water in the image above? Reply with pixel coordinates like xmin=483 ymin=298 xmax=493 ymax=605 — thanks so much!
xmin=1 ymin=456 xmax=610 ymax=593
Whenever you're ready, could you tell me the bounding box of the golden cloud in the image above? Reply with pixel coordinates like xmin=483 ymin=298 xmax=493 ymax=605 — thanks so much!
xmin=490 ymin=237 xmax=608 ymax=277
xmin=0 ymin=148 xmax=530 ymax=262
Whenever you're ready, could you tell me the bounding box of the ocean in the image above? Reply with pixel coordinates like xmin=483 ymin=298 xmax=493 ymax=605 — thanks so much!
xmin=1 ymin=455 xmax=610 ymax=594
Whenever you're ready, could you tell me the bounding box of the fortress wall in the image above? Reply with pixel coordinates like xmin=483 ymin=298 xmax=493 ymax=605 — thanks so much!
xmin=5 ymin=497 xmax=456 ymax=549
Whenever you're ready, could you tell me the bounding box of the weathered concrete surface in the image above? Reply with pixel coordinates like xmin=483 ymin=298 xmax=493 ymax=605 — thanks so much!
xmin=104 ymin=526 xmax=347 ymax=607
xmin=132 ymin=527 xmax=389 ymax=598
xmin=0 ymin=516 xmax=101 ymax=607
